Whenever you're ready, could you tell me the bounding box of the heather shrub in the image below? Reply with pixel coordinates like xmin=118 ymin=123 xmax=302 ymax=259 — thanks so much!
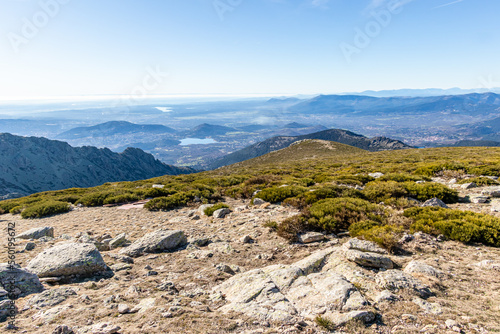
xmin=404 ymin=207 xmax=500 ymax=246
xmin=333 ymin=174 xmax=375 ymax=186
xmin=403 ymin=182 xmax=458 ymax=203
xmin=254 ymin=185 xmax=307 ymax=204
xmin=277 ymin=215 xmax=308 ymax=242
xmin=103 ymin=193 xmax=140 ymax=205
xmin=9 ymin=206 xmax=22 ymax=214
xmin=379 ymin=173 xmax=428 ymax=183
xmin=21 ymin=201 xmax=70 ymax=219
xmin=307 ymin=198 xmax=386 ymax=233
xmin=457 ymin=177 xmax=499 ymax=186
xmin=204 ymin=203 xmax=230 ymax=216
xmin=349 ymin=221 xmax=402 ymax=253
xmin=363 ymin=181 xmax=408 ymax=203
xmin=76 ymin=191 xmax=116 ymax=207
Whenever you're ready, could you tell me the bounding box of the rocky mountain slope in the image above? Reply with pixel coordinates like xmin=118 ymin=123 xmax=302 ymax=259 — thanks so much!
xmin=209 ymin=129 xmax=412 ymax=169
xmin=0 ymin=133 xmax=193 ymax=198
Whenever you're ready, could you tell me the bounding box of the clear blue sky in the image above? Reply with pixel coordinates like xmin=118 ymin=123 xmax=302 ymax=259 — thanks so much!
xmin=0 ymin=0 xmax=498 ymax=98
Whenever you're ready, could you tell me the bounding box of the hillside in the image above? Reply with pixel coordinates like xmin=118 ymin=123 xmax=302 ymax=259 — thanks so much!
xmin=187 ymin=123 xmax=237 ymax=137
xmin=1 ymin=145 xmax=500 ymax=333
xmin=0 ymin=133 xmax=193 ymax=198
xmin=208 ymin=128 xmax=412 ymax=169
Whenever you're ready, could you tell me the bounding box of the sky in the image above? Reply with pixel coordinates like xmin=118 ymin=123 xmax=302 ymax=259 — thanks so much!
xmin=0 ymin=0 xmax=499 ymax=99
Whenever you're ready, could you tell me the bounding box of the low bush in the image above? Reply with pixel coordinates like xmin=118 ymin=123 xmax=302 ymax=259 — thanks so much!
xmin=277 ymin=215 xmax=308 ymax=242
xmin=204 ymin=203 xmax=229 ymax=216
xmin=254 ymin=185 xmax=307 ymax=204
xmin=349 ymin=221 xmax=402 ymax=253
xmin=404 ymin=207 xmax=500 ymax=246
xmin=415 ymin=162 xmax=467 ymax=177
xmin=103 ymin=193 xmax=140 ymax=205
xmin=379 ymin=173 xmax=429 ymax=183
xmin=284 ymin=185 xmax=366 ymax=209
xmin=457 ymin=177 xmax=499 ymax=186
xmin=307 ymin=197 xmax=386 ymax=233
xmin=21 ymin=201 xmax=70 ymax=219
xmin=364 ymin=181 xmax=408 ymax=203
xmin=76 ymin=191 xmax=116 ymax=207
xmin=9 ymin=206 xmax=22 ymax=214
xmin=403 ymin=182 xmax=458 ymax=203
xmin=333 ymin=174 xmax=375 ymax=186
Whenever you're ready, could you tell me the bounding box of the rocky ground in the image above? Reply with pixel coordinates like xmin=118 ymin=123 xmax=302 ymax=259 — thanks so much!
xmin=1 ymin=183 xmax=500 ymax=334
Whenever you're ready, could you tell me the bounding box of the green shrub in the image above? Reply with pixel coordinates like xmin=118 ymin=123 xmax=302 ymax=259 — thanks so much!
xmin=103 ymin=193 xmax=140 ymax=205
xmin=263 ymin=221 xmax=278 ymax=230
xmin=315 ymin=315 xmax=335 ymax=331
xmin=76 ymin=191 xmax=115 ymax=207
xmin=349 ymin=221 xmax=402 ymax=253
xmin=277 ymin=215 xmax=308 ymax=242
xmin=415 ymin=163 xmax=467 ymax=177
xmin=469 ymin=165 xmax=500 ymax=177
xmin=55 ymin=195 xmax=81 ymax=204
xmin=457 ymin=177 xmax=499 ymax=186
xmin=333 ymin=174 xmax=375 ymax=186
xmin=21 ymin=201 xmax=70 ymax=219
xmin=404 ymin=207 xmax=500 ymax=247
xmin=307 ymin=198 xmax=386 ymax=233
xmin=379 ymin=173 xmax=429 ymax=183
xmin=403 ymin=182 xmax=458 ymax=203
xmin=204 ymin=203 xmax=229 ymax=216
xmin=254 ymin=185 xmax=306 ymax=204
xmin=9 ymin=206 xmax=22 ymax=215
xmin=284 ymin=185 xmax=366 ymax=208
xmin=145 ymin=192 xmax=193 ymax=211
xmin=138 ymin=187 xmax=176 ymax=198
xmin=364 ymin=181 xmax=408 ymax=203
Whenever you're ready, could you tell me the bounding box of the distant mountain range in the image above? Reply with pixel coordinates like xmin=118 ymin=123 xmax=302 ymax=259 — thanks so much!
xmin=349 ymin=88 xmax=500 ymax=97
xmin=208 ymin=129 xmax=412 ymax=169
xmin=57 ymin=121 xmax=176 ymax=140
xmin=0 ymin=133 xmax=194 ymax=198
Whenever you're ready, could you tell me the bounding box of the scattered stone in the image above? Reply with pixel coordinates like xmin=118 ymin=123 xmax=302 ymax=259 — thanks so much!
xmin=470 ymin=196 xmax=489 ymax=204
xmin=376 ymin=270 xmax=432 ymax=298
xmin=421 ymin=198 xmax=448 ymax=208
xmin=152 ymin=184 xmax=164 ymax=189
xmin=213 ymin=208 xmax=231 ymax=219
xmin=156 ymin=281 xmax=178 ymax=294
xmin=17 ymin=226 xmax=54 ymax=240
xmin=117 ymin=304 xmax=130 ymax=314
xmin=215 ymin=264 xmax=235 ymax=275
xmin=240 ymin=235 xmax=253 ymax=244
xmin=404 ymin=261 xmax=443 ymax=278
xmin=107 ymin=254 xmax=134 ymax=264
xmin=108 ymin=233 xmax=128 ymax=249
xmin=445 ymin=319 xmax=458 ymax=329
xmin=120 ymin=230 xmax=187 ymax=257
xmin=27 ymin=287 xmax=77 ymax=309
xmin=0 ymin=264 xmax=44 ymax=299
xmin=461 ymin=182 xmax=477 ymax=189
xmin=198 ymin=204 xmax=214 ymax=215
xmin=27 ymin=242 xmax=109 ymax=278
xmin=190 ymin=238 xmax=211 ymax=247
xmin=369 ymin=172 xmax=384 ymax=178
xmin=413 ymin=297 xmax=442 ymax=314
xmin=399 ymin=233 xmax=414 ymax=243
xmin=25 ymin=242 xmax=36 ymax=251
xmin=475 ymin=260 xmax=500 ymax=271
xmin=110 ymin=263 xmax=132 ymax=271
xmin=76 ymin=322 xmax=121 ymax=334
xmin=52 ymin=325 xmax=74 ymax=334
xmin=191 ymin=214 xmax=201 ymax=220
xmin=130 ymin=298 xmax=156 ymax=314
xmin=252 ymin=198 xmax=267 ymax=206
xmin=345 ymin=250 xmax=393 ymax=269
xmin=327 ymin=310 xmax=375 ymax=326
xmin=482 ymin=186 xmax=500 ymax=197
xmin=298 ymin=232 xmax=325 ymax=244
xmin=343 ymin=238 xmax=388 ymax=254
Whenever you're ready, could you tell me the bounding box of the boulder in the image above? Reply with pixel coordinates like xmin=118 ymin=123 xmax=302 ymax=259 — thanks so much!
xmin=25 ymin=242 xmax=36 ymax=251
xmin=298 ymin=232 xmax=325 ymax=244
xmin=342 ymin=238 xmax=387 ymax=254
xmin=482 ymin=186 xmax=500 ymax=197
xmin=52 ymin=325 xmax=74 ymax=334
xmin=375 ymin=290 xmax=398 ymax=303
xmin=0 ymin=299 xmax=16 ymax=323
xmin=369 ymin=172 xmax=384 ymax=178
xmin=412 ymin=297 xmax=442 ymax=314
xmin=252 ymin=198 xmax=267 ymax=206
xmin=376 ymin=269 xmax=432 ymax=298
xmin=198 ymin=204 xmax=214 ymax=215
xmin=470 ymin=196 xmax=489 ymax=204
xmin=120 ymin=230 xmax=186 ymax=257
xmin=0 ymin=264 xmax=44 ymax=298
xmin=421 ymin=198 xmax=448 ymax=208
xmin=27 ymin=243 xmax=108 ymax=278
xmin=213 ymin=208 xmax=231 ymax=218
xmin=345 ymin=250 xmax=393 ymax=269
xmin=404 ymin=261 xmax=443 ymax=278
xmin=108 ymin=233 xmax=128 ymax=249
xmin=461 ymin=182 xmax=477 ymax=189
xmin=17 ymin=226 xmax=54 ymax=240
xmin=76 ymin=323 xmax=121 ymax=334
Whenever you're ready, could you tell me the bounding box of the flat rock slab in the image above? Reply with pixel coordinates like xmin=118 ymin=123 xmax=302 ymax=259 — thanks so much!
xmin=345 ymin=249 xmax=393 ymax=269
xmin=17 ymin=226 xmax=54 ymax=240
xmin=27 ymin=287 xmax=77 ymax=309
xmin=0 ymin=264 xmax=44 ymax=298
xmin=27 ymin=243 xmax=108 ymax=278
xmin=120 ymin=230 xmax=186 ymax=257
xmin=421 ymin=198 xmax=448 ymax=208
xmin=376 ymin=269 xmax=432 ymax=298
xmin=482 ymin=186 xmax=500 ymax=197
xmin=214 ymin=247 xmax=370 ymax=321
